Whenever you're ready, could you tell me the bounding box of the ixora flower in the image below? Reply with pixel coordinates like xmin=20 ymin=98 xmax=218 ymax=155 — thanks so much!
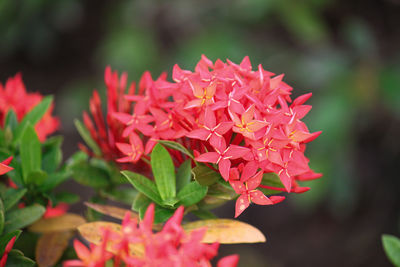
xmin=81 ymin=56 xmax=322 ymax=217
xmin=64 ymin=204 xmax=239 ymax=267
xmin=0 ymin=73 xmax=59 ymax=141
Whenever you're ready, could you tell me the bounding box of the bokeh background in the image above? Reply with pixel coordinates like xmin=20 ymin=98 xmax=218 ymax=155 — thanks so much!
xmin=1 ymin=0 xmax=400 ymax=266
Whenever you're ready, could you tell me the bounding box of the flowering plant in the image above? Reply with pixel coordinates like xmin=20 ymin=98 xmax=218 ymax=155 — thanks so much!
xmin=0 ymin=56 xmax=321 ymax=266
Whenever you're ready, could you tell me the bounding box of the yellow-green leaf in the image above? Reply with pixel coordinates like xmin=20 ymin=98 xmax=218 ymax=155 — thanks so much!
xmin=78 ymin=222 xmax=144 ymax=256
xmin=28 ymin=213 xmax=86 ymax=233
xmin=36 ymin=231 xmax=73 ymax=267
xmin=85 ymin=202 xmax=138 ymax=220
xmin=183 ymin=219 xmax=266 ymax=244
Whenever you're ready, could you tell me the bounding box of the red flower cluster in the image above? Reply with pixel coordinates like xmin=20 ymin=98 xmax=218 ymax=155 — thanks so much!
xmin=84 ymin=56 xmax=321 ymax=217
xmin=80 ymin=67 xmax=136 ymax=161
xmin=64 ymin=204 xmax=239 ymax=267
xmin=0 ymin=74 xmax=59 ymax=141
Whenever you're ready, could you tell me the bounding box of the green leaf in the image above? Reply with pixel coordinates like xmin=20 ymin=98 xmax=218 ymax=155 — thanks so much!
xmin=192 ymin=165 xmax=220 ymax=186
xmin=4 ymin=204 xmax=46 ymax=233
xmin=5 ymin=109 xmax=18 ymax=133
xmin=25 ymin=170 xmax=48 ymax=186
xmin=157 ymin=140 xmax=194 ymax=159
xmin=42 ymin=136 xmax=63 ymax=173
xmin=151 ymin=143 xmax=176 ymax=201
xmin=14 ymin=96 xmax=53 ymax=143
xmin=74 ymin=119 xmax=102 ymax=156
xmin=132 ymin=193 xmax=152 ymax=212
xmin=176 ymin=160 xmax=192 ymax=192
xmin=54 ymin=192 xmax=80 ymax=204
xmin=0 ymin=198 xmax=4 ymax=234
xmin=6 ymin=160 xmax=24 ymax=187
xmin=122 ymin=171 xmax=163 ymax=205
xmin=69 ymin=161 xmax=110 ymax=188
xmin=191 ymin=209 xmax=217 ymax=220
xmin=0 ymin=230 xmax=21 ymax=255
xmin=3 ymin=188 xmax=27 ymax=211
xmin=20 ymin=124 xmax=41 ymax=182
xmin=139 ymin=203 xmax=174 ymax=224
xmin=382 ymin=234 xmax=400 ymax=267
xmin=38 ymin=169 xmax=71 ymax=192
xmin=4 ymin=249 xmax=35 ymax=267
xmin=177 ymin=181 xmax=208 ymax=207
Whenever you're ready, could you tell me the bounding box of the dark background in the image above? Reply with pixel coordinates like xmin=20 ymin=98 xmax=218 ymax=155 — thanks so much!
xmin=1 ymin=0 xmax=400 ymax=266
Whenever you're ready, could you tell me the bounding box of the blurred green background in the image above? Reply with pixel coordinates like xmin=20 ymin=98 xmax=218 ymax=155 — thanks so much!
xmin=1 ymin=0 xmax=399 ymax=266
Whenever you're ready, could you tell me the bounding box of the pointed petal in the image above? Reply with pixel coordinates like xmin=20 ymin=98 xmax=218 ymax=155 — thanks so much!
xmin=229 ymin=180 xmax=245 ymax=194
xmin=195 ymin=152 xmax=220 ymax=164
xmin=217 ymin=255 xmax=240 ymax=267
xmin=242 ymin=105 xmax=255 ymax=123
xmin=215 ymin=121 xmax=233 ymax=135
xmin=246 ymin=171 xmax=263 ymax=190
xmin=225 ymin=145 xmax=250 ymax=159
xmin=206 ymin=82 xmax=217 ymax=98
xmin=204 ymin=107 xmax=216 ymax=128
xmin=73 ymin=240 xmax=90 ymax=261
xmin=186 ymin=128 xmax=210 ymax=141
xmin=184 ymin=99 xmax=202 ymax=109
xmin=278 ymin=168 xmax=292 ymax=192
xmin=241 ymin=161 xmax=258 ymax=182
xmin=292 ymin=93 xmax=312 ymax=106
xmin=219 ymin=159 xmax=231 ymax=181
xmin=141 ymin=203 xmax=155 ymax=231
xmin=112 ymin=112 xmax=132 ymax=124
xmin=189 ymin=80 xmax=203 ymax=97
xmin=235 ymin=194 xmax=250 ymax=218
xmin=270 ymin=195 xmax=285 ymax=204
xmin=0 ymin=162 xmax=13 ymax=175
xmin=250 ymin=190 xmax=273 ymax=205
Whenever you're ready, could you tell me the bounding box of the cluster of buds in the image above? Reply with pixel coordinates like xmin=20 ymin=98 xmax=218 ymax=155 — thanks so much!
xmin=83 ymin=56 xmax=321 ymax=217
xmin=64 ymin=204 xmax=239 ymax=267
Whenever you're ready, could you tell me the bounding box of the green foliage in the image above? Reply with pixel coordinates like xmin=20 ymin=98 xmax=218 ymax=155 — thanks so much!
xmin=176 ymin=160 xmax=192 ymax=192
xmin=74 ymin=119 xmax=102 ymax=156
xmin=2 ymin=188 xmax=27 ymax=211
xmin=151 ymin=143 xmax=176 ymax=201
xmin=177 ymin=181 xmax=208 ymax=207
xmin=157 ymin=140 xmax=194 ymax=160
xmin=122 ymin=171 xmax=163 ymax=205
xmin=13 ymin=96 xmax=53 ymax=143
xmin=20 ymin=124 xmax=42 ymax=182
xmin=4 ymin=204 xmax=46 ymax=233
xmin=5 ymin=249 xmax=36 ymax=267
xmin=382 ymin=234 xmax=400 ymax=267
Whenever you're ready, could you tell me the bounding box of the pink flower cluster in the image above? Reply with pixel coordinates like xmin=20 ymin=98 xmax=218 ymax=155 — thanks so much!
xmin=64 ymin=204 xmax=239 ymax=267
xmin=84 ymin=56 xmax=321 ymax=217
